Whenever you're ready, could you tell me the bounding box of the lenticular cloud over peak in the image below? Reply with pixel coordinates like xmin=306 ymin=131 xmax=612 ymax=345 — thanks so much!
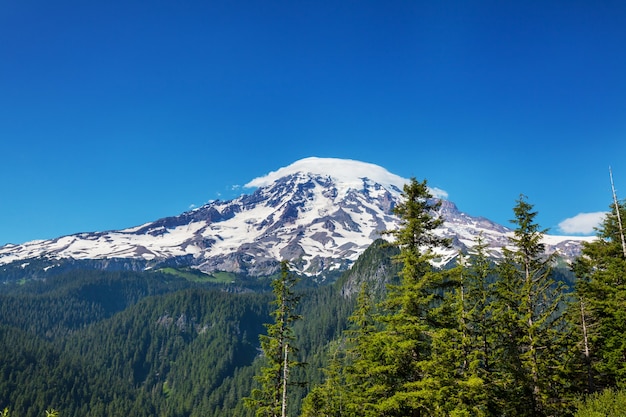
xmin=245 ymin=157 xmax=409 ymax=190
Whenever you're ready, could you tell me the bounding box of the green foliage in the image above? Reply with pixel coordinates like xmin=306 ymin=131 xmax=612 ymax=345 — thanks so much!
xmin=157 ymin=267 xmax=237 ymax=283
xmin=489 ymin=195 xmax=571 ymax=416
xmin=570 ymin=200 xmax=626 ymax=391
xmin=299 ymin=340 xmax=349 ymax=417
xmin=575 ymin=388 xmax=626 ymax=417
xmin=245 ymin=261 xmax=303 ymax=417
xmin=0 ymin=270 xmax=192 ymax=340
xmin=334 ymin=238 xmax=400 ymax=299
xmin=304 ymin=192 xmax=589 ymax=417
xmin=0 ymin=264 xmax=361 ymax=417
xmin=421 ymin=250 xmax=491 ymax=416
xmin=310 ymin=178 xmax=455 ymax=416
xmin=0 ymin=269 xmax=272 ymax=417
xmin=0 ymin=408 xmax=59 ymax=417
xmin=2 ymin=193 xmax=626 ymax=417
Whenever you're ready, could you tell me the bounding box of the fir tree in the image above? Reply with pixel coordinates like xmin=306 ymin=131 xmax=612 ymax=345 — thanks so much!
xmin=340 ymin=178 xmax=449 ymax=416
xmin=463 ymin=236 xmax=512 ymax=415
xmin=299 ymin=340 xmax=349 ymax=417
xmin=343 ymin=282 xmax=382 ymax=416
xmin=571 ymin=200 xmax=626 ymax=390
xmin=574 ymin=387 xmax=626 ymax=416
xmin=415 ymin=251 xmax=488 ymax=417
xmin=491 ymin=195 xmax=569 ymax=416
xmin=301 ymin=281 xmax=379 ymax=417
xmin=436 ymin=239 xmax=498 ymax=416
xmin=245 ymin=261 xmax=302 ymax=417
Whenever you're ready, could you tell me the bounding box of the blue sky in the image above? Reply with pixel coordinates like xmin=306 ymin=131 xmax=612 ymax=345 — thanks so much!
xmin=1 ymin=0 xmax=626 ymax=245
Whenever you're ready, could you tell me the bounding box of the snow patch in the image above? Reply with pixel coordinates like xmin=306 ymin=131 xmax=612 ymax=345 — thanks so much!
xmin=245 ymin=157 xmax=408 ymax=193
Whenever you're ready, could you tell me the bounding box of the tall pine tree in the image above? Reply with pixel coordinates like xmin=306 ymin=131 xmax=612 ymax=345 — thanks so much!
xmin=414 ymin=251 xmax=489 ymax=416
xmin=300 ymin=283 xmax=376 ymax=417
xmin=491 ymin=195 xmax=569 ymax=416
xmin=339 ymin=178 xmax=449 ymax=416
xmin=246 ymin=261 xmax=302 ymax=417
xmin=571 ymin=200 xmax=626 ymax=390
xmin=438 ymin=237 xmax=499 ymax=416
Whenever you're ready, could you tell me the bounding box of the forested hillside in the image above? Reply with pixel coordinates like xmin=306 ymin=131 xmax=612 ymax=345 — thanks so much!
xmin=297 ymin=181 xmax=626 ymax=417
xmin=0 ymin=257 xmax=374 ymax=416
xmin=1 ymin=184 xmax=625 ymax=416
xmin=0 ymin=271 xmax=270 ymax=416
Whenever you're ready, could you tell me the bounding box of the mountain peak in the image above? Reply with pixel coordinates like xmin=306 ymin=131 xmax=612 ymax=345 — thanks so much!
xmin=244 ymin=157 xmax=408 ymax=192
xmin=0 ymin=157 xmax=591 ymax=279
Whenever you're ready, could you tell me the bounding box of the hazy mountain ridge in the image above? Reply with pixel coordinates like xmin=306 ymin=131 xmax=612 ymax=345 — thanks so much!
xmin=0 ymin=158 xmax=593 ymax=278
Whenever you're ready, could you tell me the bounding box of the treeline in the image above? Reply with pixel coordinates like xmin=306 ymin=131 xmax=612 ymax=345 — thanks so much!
xmin=297 ymin=179 xmax=626 ymax=416
xmin=0 ymin=269 xmax=272 ymax=416
xmin=0 ymin=270 xmax=192 ymax=338
xmin=1 ymin=179 xmax=624 ymax=416
xmin=0 ymin=265 xmax=357 ymax=416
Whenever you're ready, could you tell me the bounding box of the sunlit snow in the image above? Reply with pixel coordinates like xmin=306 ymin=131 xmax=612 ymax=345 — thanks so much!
xmin=0 ymin=157 xmax=595 ymax=276
xmin=245 ymin=157 xmax=407 ymax=192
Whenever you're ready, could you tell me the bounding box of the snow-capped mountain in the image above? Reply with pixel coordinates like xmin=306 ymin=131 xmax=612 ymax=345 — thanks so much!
xmin=0 ymin=157 xmax=593 ymax=278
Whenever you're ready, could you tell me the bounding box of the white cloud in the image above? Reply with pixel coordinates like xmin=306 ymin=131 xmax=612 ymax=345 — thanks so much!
xmin=429 ymin=187 xmax=448 ymax=200
xmin=558 ymin=212 xmax=607 ymax=235
xmin=244 ymin=157 xmax=408 ymax=190
xmin=244 ymin=156 xmax=449 ymax=198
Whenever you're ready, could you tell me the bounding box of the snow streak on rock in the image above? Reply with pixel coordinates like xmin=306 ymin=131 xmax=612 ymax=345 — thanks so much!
xmin=0 ymin=158 xmax=594 ymax=277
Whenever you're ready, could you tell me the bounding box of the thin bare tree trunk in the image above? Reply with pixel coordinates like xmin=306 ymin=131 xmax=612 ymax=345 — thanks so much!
xmin=580 ymin=298 xmax=593 ymax=392
xmin=610 ymin=167 xmax=626 ymax=258
xmin=282 ymin=342 xmax=289 ymax=417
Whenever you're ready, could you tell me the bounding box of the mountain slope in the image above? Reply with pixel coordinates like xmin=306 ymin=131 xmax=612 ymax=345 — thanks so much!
xmin=0 ymin=157 xmax=593 ymax=278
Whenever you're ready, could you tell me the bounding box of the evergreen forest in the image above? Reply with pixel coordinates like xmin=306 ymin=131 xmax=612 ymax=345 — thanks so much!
xmin=1 ymin=178 xmax=625 ymax=417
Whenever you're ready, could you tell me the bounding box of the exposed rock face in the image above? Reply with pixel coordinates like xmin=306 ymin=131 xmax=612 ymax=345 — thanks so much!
xmin=0 ymin=157 xmax=594 ymax=278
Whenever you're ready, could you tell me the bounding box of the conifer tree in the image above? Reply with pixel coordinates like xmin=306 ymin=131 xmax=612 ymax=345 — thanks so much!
xmin=339 ymin=178 xmax=449 ymax=416
xmin=439 ymin=238 xmax=499 ymax=415
xmin=565 ymin=280 xmax=597 ymax=396
xmin=301 ymin=281 xmax=378 ymax=417
xmin=307 ymin=178 xmax=448 ymax=416
xmin=415 ymin=251 xmax=489 ymax=416
xmin=342 ymin=282 xmax=382 ymax=416
xmin=491 ymin=195 xmax=569 ymax=416
xmin=299 ymin=340 xmax=348 ymax=417
xmin=571 ymin=200 xmax=626 ymax=390
xmin=464 ymin=236 xmax=497 ymax=385
xmin=246 ymin=261 xmax=302 ymax=417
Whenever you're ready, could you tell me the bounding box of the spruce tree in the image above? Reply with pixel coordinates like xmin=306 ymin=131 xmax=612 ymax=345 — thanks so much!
xmin=343 ymin=282 xmax=384 ymax=416
xmin=491 ymin=195 xmax=569 ymax=416
xmin=464 ymin=236 xmax=497 ymax=387
xmin=445 ymin=237 xmax=499 ymax=415
xmin=299 ymin=340 xmax=348 ymax=417
xmin=415 ymin=251 xmax=489 ymax=416
xmin=301 ymin=281 xmax=379 ymax=417
xmin=571 ymin=200 xmax=626 ymax=390
xmin=245 ymin=261 xmax=302 ymax=417
xmin=340 ymin=178 xmax=449 ymax=416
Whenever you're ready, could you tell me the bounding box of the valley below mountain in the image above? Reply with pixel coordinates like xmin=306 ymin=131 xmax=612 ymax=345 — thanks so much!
xmin=0 ymin=157 xmax=614 ymax=417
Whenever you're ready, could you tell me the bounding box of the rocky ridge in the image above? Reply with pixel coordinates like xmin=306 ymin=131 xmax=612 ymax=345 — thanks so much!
xmin=0 ymin=157 xmax=593 ymax=278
